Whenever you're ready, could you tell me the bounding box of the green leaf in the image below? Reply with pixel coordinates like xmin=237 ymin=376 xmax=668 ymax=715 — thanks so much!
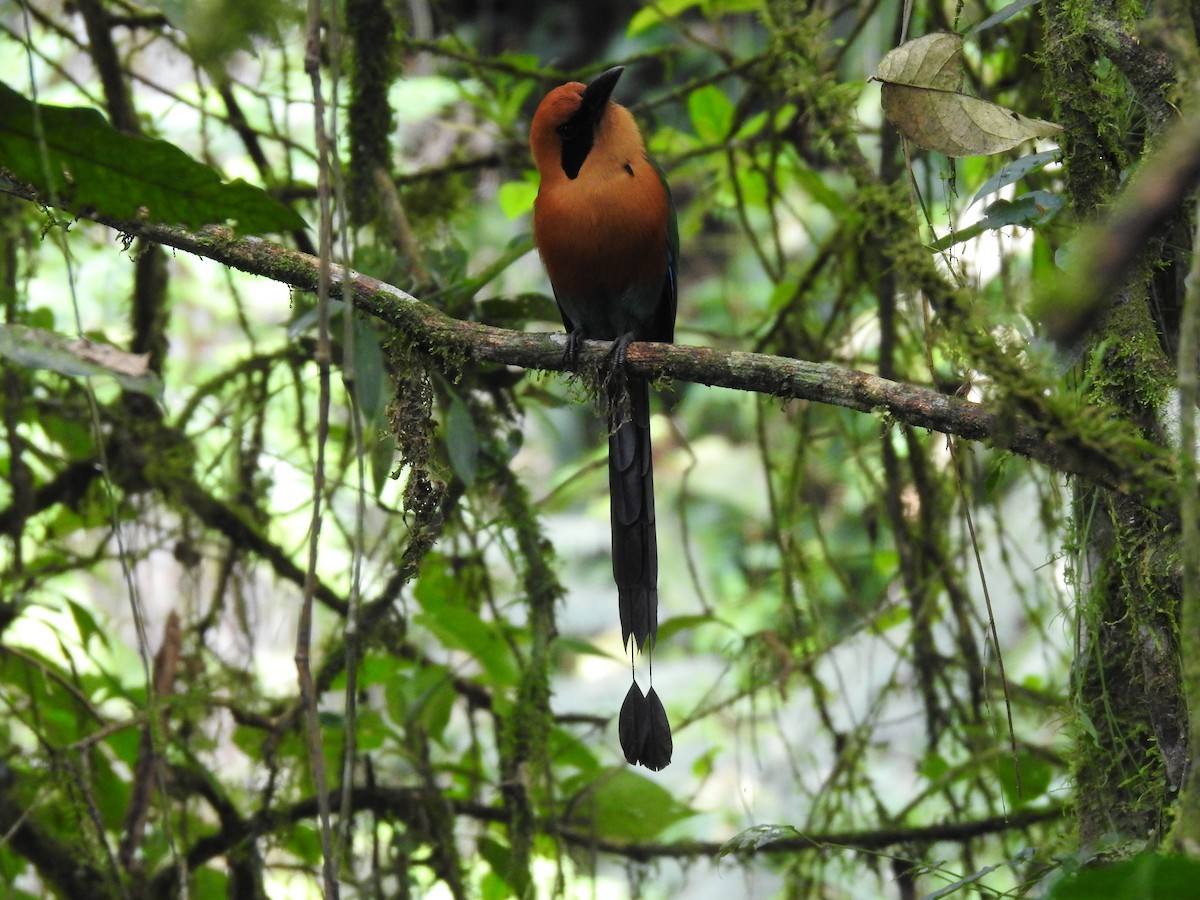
xmin=353 ymin=709 xmax=388 ymax=751
xmin=734 ymin=165 xmax=768 ymax=207
xmin=286 ymin=824 xmax=323 ymax=866
xmin=969 ymin=0 xmax=1045 ymax=35
xmin=767 ymin=278 xmax=801 ymax=314
xmin=919 ymin=751 xmax=950 ymax=781
xmin=0 ymin=853 xmax=41 ymax=900
xmin=872 ymin=548 xmax=900 ymax=575
xmin=287 ymin=298 xmax=345 ymax=340
xmin=735 ymin=110 xmax=769 ymax=140
xmin=477 ymin=836 xmax=515 ymax=898
xmin=414 ymin=609 xmax=516 ymax=688
xmin=869 ymin=601 xmax=910 ymax=634
xmin=391 ymin=75 xmax=465 ymax=122
xmin=191 ymin=867 xmax=229 ymax=899
xmin=89 ymin=746 xmax=131 ymax=826
xmin=554 ymin=635 xmax=619 ymax=660
xmin=385 ymin=664 xmax=456 ymax=739
xmin=144 ymin=0 xmax=297 ymax=73
xmin=253 ymin=728 xmax=297 ymax=764
xmin=481 ymin=872 xmax=511 ymax=900
xmin=718 ymin=823 xmax=801 ymax=857
xmin=628 ymin=0 xmax=703 ymax=35
xmin=929 ymin=192 xmax=1063 ymax=251
xmin=655 ymin=613 xmax=732 ymax=643
xmin=371 ymin=430 xmax=397 ymax=498
xmin=691 ymin=746 xmax=719 ymax=779
xmin=709 ymin=0 xmax=762 ymax=12
xmin=787 ymin=156 xmax=843 ymax=211
xmin=0 ymin=325 xmax=163 ymax=398
xmin=103 ymin=724 xmax=144 ymax=770
xmin=494 ymin=61 xmax=538 ymax=124
xmin=0 ymin=81 xmax=305 ymax=234
xmin=38 ymin=412 xmax=95 ymax=458
xmin=1046 ymin=854 xmax=1200 ymax=900
xmin=351 ymin=317 xmax=387 ymax=423
xmin=549 ymin=725 xmax=603 ymax=773
xmin=41 ymin=700 xmax=85 ymax=744
xmin=414 ymin=552 xmax=463 ymax=609
xmin=328 ymin=653 xmax=403 ymax=690
xmin=688 ymin=85 xmax=734 ymax=144
xmin=985 ymin=454 xmax=1012 ymax=496
xmin=65 ymin=597 xmax=110 ymax=650
xmin=1001 ymin=190 xmax=1064 ymax=222
xmin=564 ymin=769 xmax=695 ymax=841
xmin=445 ymin=395 xmax=479 ymax=487
xmin=969 ymin=150 xmax=1059 ymax=208
xmin=497 ymin=179 xmax=538 ymax=219
xmin=998 ymin=750 xmax=1054 ymax=807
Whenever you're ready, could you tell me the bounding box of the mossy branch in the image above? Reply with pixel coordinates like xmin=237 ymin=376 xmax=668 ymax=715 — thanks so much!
xmin=1 ymin=179 xmax=1176 ymax=511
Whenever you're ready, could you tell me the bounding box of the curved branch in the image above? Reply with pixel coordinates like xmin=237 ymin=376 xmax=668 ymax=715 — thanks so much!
xmin=564 ymin=802 xmax=1067 ymax=862
xmin=149 ymin=779 xmax=1064 ymax=890
xmin=1 ymin=180 xmax=1175 ymax=508
xmin=0 ymin=791 xmax=113 ymax=898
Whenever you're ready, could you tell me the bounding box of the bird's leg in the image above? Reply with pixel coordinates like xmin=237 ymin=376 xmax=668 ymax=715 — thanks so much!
xmin=603 ymin=332 xmax=636 ymax=430
xmin=608 ymin=331 xmax=634 ymax=369
xmin=563 ymin=327 xmax=588 ymax=369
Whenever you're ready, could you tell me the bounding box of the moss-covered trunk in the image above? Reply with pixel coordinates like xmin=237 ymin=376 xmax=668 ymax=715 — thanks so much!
xmin=1045 ymin=0 xmax=1195 ymax=848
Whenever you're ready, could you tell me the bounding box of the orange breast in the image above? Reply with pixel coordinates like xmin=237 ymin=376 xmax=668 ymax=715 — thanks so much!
xmin=533 ymin=158 xmax=669 ymax=339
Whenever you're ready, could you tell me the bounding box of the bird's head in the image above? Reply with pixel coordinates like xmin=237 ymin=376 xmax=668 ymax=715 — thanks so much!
xmin=530 ymin=66 xmax=636 ymax=181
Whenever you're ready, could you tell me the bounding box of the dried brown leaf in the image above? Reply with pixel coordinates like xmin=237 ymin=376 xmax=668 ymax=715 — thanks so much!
xmin=876 ymin=32 xmax=965 ymax=92
xmin=876 ymin=33 xmax=1062 ymax=157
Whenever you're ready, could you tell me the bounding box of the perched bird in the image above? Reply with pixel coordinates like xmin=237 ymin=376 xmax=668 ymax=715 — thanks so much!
xmin=530 ymin=66 xmax=677 ymax=770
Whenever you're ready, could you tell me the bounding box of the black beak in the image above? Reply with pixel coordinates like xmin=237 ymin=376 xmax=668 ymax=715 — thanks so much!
xmin=557 ymin=66 xmax=625 ymax=180
xmin=580 ymin=66 xmax=624 ymax=124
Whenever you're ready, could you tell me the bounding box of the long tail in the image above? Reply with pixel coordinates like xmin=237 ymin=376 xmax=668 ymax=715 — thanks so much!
xmin=608 ymin=374 xmax=658 ymax=652
xmin=609 ymin=374 xmax=672 ymax=770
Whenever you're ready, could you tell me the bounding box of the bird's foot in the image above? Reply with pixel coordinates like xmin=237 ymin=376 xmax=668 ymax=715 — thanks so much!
xmin=606 ymin=332 xmax=635 ymax=373
xmin=603 ymin=333 xmax=637 ymax=427
xmin=563 ymin=329 xmax=587 ymax=369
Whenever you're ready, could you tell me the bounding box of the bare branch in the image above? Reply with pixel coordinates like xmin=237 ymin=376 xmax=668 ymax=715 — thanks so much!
xmin=147 ymin=780 xmax=1064 ymax=889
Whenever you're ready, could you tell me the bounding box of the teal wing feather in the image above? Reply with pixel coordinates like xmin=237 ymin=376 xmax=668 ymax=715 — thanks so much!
xmin=651 ymin=156 xmax=678 ymax=343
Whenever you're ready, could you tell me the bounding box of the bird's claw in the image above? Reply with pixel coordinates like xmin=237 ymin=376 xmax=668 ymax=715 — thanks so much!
xmin=563 ymin=329 xmax=586 ymax=369
xmin=607 ymin=333 xmax=634 ymax=372
xmin=603 ymin=333 xmax=637 ymax=428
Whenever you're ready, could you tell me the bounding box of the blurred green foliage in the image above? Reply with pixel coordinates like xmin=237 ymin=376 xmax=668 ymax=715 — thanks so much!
xmin=0 ymin=0 xmax=1190 ymax=897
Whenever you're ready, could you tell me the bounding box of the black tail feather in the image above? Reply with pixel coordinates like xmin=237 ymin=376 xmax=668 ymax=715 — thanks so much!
xmin=619 ymin=682 xmax=673 ymax=770
xmin=608 ymin=375 xmax=658 ymax=652
xmin=608 ymin=369 xmax=672 ymax=770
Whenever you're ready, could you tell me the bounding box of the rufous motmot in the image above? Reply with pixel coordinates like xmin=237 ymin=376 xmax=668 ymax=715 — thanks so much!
xmin=530 ymin=66 xmax=676 ymax=770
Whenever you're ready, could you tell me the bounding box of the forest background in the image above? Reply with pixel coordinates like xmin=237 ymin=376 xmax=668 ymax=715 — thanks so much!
xmin=1 ymin=0 xmax=1199 ymax=897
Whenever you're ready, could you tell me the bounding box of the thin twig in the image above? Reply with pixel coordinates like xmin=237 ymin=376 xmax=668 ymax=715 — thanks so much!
xmin=298 ymin=2 xmax=339 ymax=896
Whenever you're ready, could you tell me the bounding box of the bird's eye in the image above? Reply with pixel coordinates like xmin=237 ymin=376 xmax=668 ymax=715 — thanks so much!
xmin=557 ymin=121 xmax=578 ymax=140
